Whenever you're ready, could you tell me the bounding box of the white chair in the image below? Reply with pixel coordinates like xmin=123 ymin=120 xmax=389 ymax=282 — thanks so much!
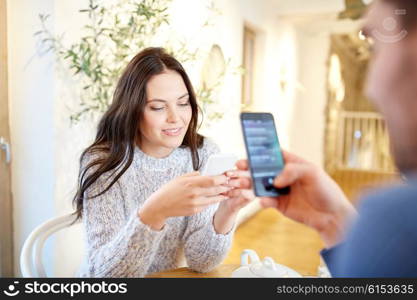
xmin=20 ymin=213 xmax=83 ymax=277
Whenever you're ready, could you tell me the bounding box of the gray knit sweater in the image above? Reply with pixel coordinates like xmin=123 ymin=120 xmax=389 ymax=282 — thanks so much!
xmin=78 ymin=138 xmax=234 ymax=277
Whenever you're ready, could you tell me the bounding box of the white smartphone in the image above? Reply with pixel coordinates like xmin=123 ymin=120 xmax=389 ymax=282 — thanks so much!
xmin=201 ymin=154 xmax=238 ymax=176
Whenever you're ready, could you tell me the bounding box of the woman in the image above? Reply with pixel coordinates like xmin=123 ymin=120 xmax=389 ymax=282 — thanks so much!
xmin=74 ymin=47 xmax=254 ymax=277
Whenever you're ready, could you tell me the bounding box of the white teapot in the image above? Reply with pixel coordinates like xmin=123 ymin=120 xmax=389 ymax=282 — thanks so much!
xmin=231 ymin=249 xmax=302 ymax=278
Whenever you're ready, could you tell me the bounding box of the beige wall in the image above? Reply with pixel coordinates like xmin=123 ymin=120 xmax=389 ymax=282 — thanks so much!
xmin=7 ymin=0 xmax=56 ymax=276
xmin=0 ymin=0 xmax=13 ymax=277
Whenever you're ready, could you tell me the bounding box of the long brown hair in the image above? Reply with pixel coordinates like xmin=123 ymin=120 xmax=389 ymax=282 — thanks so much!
xmin=73 ymin=47 xmax=204 ymax=220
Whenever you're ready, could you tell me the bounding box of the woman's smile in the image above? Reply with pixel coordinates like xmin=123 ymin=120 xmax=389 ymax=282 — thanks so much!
xmin=162 ymin=127 xmax=183 ymax=136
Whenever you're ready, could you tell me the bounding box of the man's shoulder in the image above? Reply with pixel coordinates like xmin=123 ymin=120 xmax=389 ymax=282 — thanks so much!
xmin=332 ymin=178 xmax=417 ymax=277
xmin=360 ymin=180 xmax=417 ymax=210
xmin=358 ymin=180 xmax=417 ymax=229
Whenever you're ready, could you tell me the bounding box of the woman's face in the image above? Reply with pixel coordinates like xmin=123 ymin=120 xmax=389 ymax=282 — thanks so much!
xmin=139 ymin=69 xmax=192 ymax=157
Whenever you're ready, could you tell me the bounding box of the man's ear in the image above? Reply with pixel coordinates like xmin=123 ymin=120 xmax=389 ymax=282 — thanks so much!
xmin=403 ymin=32 xmax=417 ymax=79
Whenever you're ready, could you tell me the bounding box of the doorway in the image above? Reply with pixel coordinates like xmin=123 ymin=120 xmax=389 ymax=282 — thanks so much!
xmin=324 ymin=32 xmax=399 ymax=202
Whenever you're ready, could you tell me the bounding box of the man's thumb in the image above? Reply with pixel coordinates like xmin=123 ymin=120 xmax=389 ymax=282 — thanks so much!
xmin=274 ymin=163 xmax=306 ymax=187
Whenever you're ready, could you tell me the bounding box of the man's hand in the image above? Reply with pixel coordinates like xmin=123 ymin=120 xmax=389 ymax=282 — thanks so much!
xmin=235 ymin=151 xmax=357 ymax=247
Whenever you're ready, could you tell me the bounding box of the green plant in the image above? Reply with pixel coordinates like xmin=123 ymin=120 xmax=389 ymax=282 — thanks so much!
xmin=36 ymin=0 xmax=234 ymax=124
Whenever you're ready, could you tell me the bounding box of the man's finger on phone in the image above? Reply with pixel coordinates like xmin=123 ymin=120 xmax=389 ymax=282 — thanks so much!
xmin=282 ymin=150 xmax=307 ymax=164
xmin=274 ymin=163 xmax=312 ymax=188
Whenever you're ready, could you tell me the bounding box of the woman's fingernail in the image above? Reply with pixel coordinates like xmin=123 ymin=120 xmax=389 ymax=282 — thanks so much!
xmin=227 ymin=171 xmax=234 ymax=177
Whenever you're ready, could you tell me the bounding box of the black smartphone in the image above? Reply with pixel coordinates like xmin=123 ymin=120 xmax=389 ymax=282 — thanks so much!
xmin=240 ymin=112 xmax=290 ymax=197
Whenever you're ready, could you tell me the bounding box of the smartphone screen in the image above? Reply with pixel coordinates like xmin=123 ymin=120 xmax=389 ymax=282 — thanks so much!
xmin=240 ymin=112 xmax=290 ymax=197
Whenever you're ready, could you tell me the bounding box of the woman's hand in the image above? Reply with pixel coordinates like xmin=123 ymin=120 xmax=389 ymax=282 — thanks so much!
xmin=221 ymin=168 xmax=255 ymax=213
xmin=235 ymin=151 xmax=357 ymax=247
xmin=212 ymin=168 xmax=256 ymax=235
xmin=138 ymin=171 xmax=231 ymax=230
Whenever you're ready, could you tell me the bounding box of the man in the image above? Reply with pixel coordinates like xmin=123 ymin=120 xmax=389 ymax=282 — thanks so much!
xmin=234 ymin=0 xmax=417 ymax=277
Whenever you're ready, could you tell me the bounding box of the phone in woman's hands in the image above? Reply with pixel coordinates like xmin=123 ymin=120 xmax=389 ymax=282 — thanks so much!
xmin=202 ymin=154 xmax=238 ymax=176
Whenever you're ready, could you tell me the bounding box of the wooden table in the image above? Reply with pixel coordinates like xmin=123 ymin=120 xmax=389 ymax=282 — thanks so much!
xmin=146 ymin=264 xmax=315 ymax=278
xmin=146 ymin=264 xmax=240 ymax=278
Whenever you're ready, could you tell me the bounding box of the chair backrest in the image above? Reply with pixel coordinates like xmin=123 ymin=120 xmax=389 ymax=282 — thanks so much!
xmin=20 ymin=213 xmax=82 ymax=277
